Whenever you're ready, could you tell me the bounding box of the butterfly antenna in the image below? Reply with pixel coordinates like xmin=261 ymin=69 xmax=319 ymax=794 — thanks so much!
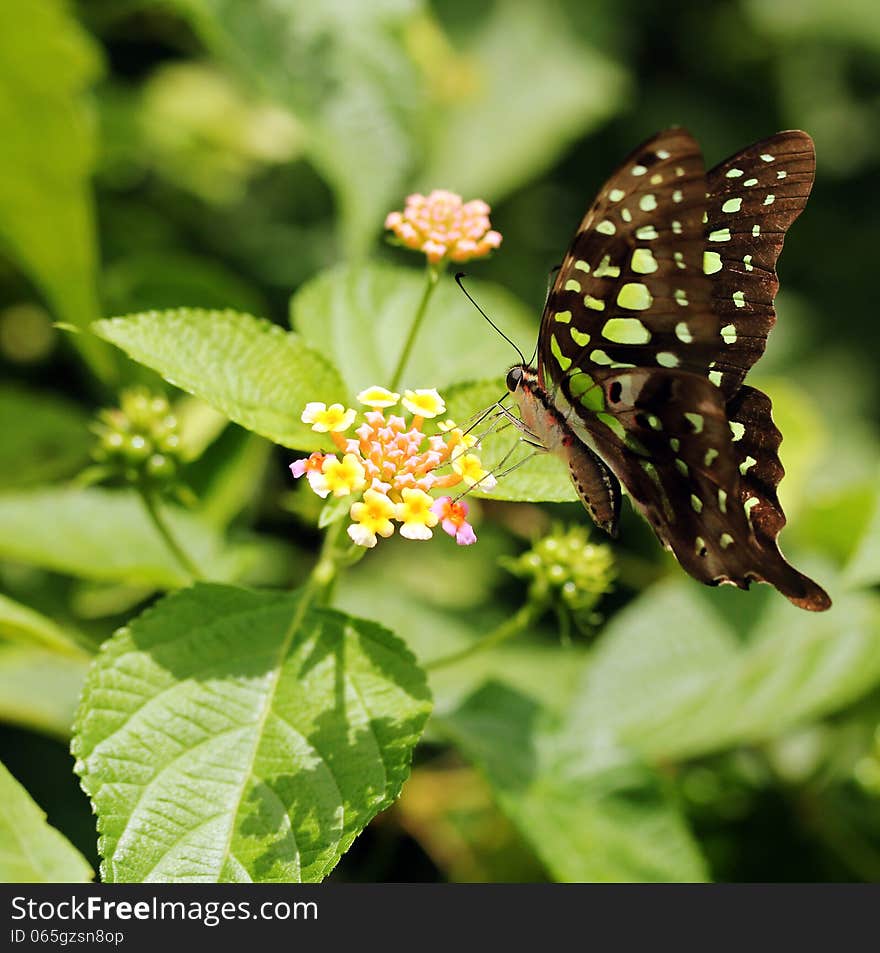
xmin=530 ymin=264 xmax=560 ymax=366
xmin=455 ymin=272 xmax=527 ymax=365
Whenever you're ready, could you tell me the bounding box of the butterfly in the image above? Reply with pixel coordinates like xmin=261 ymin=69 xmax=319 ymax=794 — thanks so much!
xmin=504 ymin=127 xmax=831 ymax=611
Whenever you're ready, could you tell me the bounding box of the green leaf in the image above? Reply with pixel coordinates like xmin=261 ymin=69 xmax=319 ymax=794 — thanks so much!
xmin=93 ymin=309 xmax=346 ymax=450
xmin=445 ymin=379 xmax=578 ymax=502
xmin=194 ymin=430 xmax=274 ymax=529
xmin=0 ymin=1 xmax=113 ymax=379
xmin=438 ymin=682 xmax=708 ymax=882
xmin=73 ymin=583 xmax=431 ymax=882
xmin=845 ymin=478 xmax=880 ymax=588
xmin=0 ymin=487 xmax=242 ymax=587
xmin=0 ymin=385 xmax=91 ymax=489
xmin=290 ymin=261 xmax=539 ymax=394
xmin=0 ymin=643 xmax=90 ymax=740
xmin=565 ymin=579 xmax=880 ymax=762
xmin=0 ymin=760 xmax=93 ymax=882
xmin=335 ymin=532 xmax=589 ymax=718
xmin=176 ymin=0 xmax=423 ymax=257
xmin=0 ymin=592 xmax=89 ymax=658
xmin=420 ymin=0 xmax=628 ymax=203
xmin=318 ymin=495 xmax=353 ymax=529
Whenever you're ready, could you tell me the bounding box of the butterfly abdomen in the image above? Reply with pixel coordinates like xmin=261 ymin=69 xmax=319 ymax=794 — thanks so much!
xmin=509 ymin=365 xmax=621 ymax=535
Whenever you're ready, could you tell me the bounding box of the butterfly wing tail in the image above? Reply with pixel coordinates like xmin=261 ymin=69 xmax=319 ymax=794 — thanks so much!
xmin=726 ymin=384 xmax=831 ymax=611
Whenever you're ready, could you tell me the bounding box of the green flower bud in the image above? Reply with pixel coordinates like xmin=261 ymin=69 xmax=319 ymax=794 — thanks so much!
xmin=501 ymin=523 xmax=615 ymax=627
xmin=88 ymin=387 xmax=185 ymax=492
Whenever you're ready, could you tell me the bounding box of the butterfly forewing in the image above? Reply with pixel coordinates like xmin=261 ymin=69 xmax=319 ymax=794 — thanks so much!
xmin=702 ymin=131 xmax=816 ymax=396
xmin=538 ymin=128 xmax=718 ymax=389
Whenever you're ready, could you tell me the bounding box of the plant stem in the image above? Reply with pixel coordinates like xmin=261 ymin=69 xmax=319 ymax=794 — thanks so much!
xmin=306 ymin=517 xmax=348 ymax=606
xmin=139 ymin=487 xmax=204 ymax=582
xmin=424 ymin=603 xmax=538 ymax=671
xmin=389 ymin=264 xmax=441 ymax=391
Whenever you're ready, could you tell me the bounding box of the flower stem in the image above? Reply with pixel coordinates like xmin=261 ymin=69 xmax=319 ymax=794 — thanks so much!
xmin=138 ymin=487 xmax=204 ymax=582
xmin=424 ymin=602 xmax=538 ymax=671
xmin=389 ymin=264 xmax=441 ymax=391
xmin=308 ymin=517 xmax=345 ymax=604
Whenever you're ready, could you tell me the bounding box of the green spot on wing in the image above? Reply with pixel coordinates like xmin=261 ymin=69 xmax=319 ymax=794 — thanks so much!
xmin=685 ymin=413 xmax=704 ymax=433
xmin=602 ymin=318 xmax=651 ymax=345
xmin=703 ymin=252 xmax=722 ymax=275
xmin=550 ymin=334 xmax=572 ymax=371
xmin=596 ymin=412 xmax=626 ymax=441
xmin=569 ymin=372 xmax=604 ymax=412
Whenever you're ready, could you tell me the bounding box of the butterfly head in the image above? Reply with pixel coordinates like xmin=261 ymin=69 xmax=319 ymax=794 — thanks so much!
xmin=505 ymin=364 xmax=539 ymax=395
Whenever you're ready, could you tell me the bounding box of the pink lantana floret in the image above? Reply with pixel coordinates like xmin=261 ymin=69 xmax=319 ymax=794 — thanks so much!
xmin=432 ymin=496 xmax=477 ymax=546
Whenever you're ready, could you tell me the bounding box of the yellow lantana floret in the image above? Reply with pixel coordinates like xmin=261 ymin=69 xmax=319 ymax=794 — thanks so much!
xmin=321 ymin=453 xmax=367 ymax=497
xmin=302 ymin=402 xmax=356 ymax=433
xmin=402 ymin=388 xmax=446 ymax=419
xmin=438 ymin=420 xmax=477 ymax=450
xmin=348 ymin=489 xmax=396 ymax=548
xmin=396 ymin=487 xmax=439 ymax=540
xmin=452 ymin=453 xmax=496 ymax=489
xmin=356 ymin=386 xmax=400 ymax=409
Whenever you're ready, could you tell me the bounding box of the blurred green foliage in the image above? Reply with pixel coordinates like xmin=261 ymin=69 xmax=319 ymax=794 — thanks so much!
xmin=1 ymin=0 xmax=879 ymax=881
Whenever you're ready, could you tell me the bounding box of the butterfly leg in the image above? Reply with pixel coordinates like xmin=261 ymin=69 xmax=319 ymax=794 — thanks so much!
xmin=451 ymin=439 xmax=543 ymax=502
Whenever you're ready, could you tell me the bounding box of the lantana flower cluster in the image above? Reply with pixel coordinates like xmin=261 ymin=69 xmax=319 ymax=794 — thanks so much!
xmin=291 ymin=386 xmax=495 ymax=548
xmin=385 ymin=190 xmax=502 ymax=265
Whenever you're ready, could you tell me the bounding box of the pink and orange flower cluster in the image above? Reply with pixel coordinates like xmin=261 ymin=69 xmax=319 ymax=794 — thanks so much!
xmin=385 ymin=190 xmax=502 ymax=265
xmin=291 ymin=386 xmax=494 ymax=548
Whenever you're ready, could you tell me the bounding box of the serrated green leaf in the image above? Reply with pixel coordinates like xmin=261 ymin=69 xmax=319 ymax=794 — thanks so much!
xmin=438 ymin=682 xmax=708 ymax=882
xmin=565 ymin=579 xmax=880 ymax=762
xmin=73 ymin=583 xmax=431 ymax=883
xmin=0 ymin=487 xmax=241 ymax=587
xmin=0 ymin=643 xmax=90 ymax=740
xmin=0 ymin=592 xmax=89 ymax=658
xmin=0 ymin=1 xmax=113 ymax=379
xmin=444 ymin=379 xmax=578 ymax=503
xmin=420 ymin=0 xmax=627 ymax=203
xmin=0 ymin=385 xmax=91 ymax=489
xmin=290 ymin=261 xmax=539 ymax=394
xmin=0 ymin=760 xmax=93 ymax=882
xmin=93 ymin=309 xmax=346 ymax=450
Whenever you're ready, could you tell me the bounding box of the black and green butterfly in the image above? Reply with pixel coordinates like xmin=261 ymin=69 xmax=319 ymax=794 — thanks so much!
xmin=505 ymin=127 xmax=831 ymax=611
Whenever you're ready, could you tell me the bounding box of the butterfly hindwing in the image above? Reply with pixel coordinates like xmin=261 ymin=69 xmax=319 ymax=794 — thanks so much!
xmin=725 ymin=385 xmax=830 ymax=610
xmin=559 ymin=368 xmax=826 ymax=607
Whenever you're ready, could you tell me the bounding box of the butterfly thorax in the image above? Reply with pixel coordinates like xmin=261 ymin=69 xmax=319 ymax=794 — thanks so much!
xmin=507 ymin=364 xmax=621 ymax=535
xmin=506 ymin=365 xmax=572 ymax=453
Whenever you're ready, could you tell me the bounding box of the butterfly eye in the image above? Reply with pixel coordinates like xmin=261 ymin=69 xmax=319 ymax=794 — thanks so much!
xmin=506 ymin=367 xmax=524 ymax=392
